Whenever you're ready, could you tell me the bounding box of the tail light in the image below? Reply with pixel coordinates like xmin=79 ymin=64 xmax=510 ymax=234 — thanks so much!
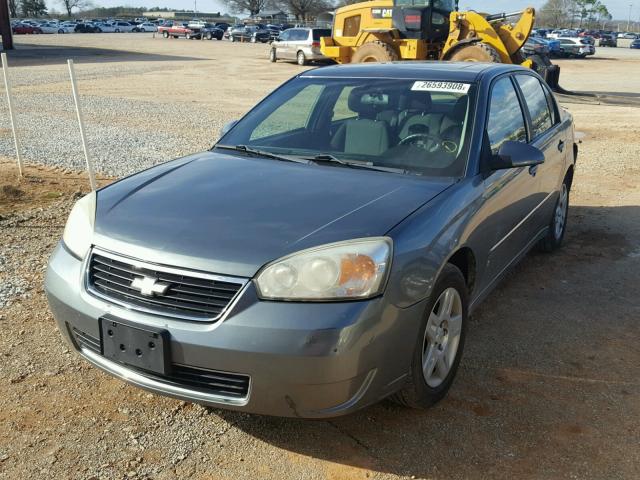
xmin=312 ymin=41 xmax=320 ymax=47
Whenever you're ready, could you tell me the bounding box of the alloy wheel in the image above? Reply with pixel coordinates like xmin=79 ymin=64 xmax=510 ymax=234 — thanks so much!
xmin=554 ymin=183 xmax=568 ymax=240
xmin=422 ymin=287 xmax=463 ymax=388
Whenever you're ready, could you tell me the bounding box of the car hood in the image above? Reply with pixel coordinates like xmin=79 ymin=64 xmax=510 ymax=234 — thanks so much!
xmin=94 ymin=151 xmax=453 ymax=277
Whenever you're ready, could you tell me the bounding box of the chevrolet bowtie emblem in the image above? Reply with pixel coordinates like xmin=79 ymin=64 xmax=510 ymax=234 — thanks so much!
xmin=131 ymin=276 xmax=169 ymax=297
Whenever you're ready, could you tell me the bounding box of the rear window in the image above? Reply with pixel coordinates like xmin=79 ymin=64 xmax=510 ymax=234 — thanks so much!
xmin=312 ymin=29 xmax=331 ymax=40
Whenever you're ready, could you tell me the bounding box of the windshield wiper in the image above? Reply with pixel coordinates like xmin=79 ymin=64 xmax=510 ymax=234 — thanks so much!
xmin=215 ymin=145 xmax=310 ymax=164
xmin=308 ymin=154 xmax=409 ymax=174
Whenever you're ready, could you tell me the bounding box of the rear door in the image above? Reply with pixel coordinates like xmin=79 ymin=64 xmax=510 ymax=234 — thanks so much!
xmin=480 ymin=75 xmax=543 ymax=281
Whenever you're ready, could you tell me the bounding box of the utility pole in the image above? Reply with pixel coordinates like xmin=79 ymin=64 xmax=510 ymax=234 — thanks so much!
xmin=0 ymin=0 xmax=14 ymax=50
xmin=628 ymin=4 xmax=633 ymax=31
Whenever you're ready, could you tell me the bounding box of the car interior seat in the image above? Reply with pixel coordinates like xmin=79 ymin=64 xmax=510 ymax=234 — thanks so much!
xmin=397 ymin=91 xmax=442 ymax=140
xmin=330 ymin=88 xmax=390 ymax=156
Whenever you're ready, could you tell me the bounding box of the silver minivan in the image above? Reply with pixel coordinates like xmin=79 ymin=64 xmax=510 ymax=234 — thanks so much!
xmin=269 ymin=27 xmax=332 ymax=65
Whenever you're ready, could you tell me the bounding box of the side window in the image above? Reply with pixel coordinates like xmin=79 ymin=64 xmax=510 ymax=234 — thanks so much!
xmin=279 ymin=30 xmax=289 ymax=41
xmin=250 ymin=84 xmax=324 ymax=140
xmin=542 ymin=83 xmax=559 ymax=125
xmin=487 ymin=77 xmax=527 ymax=154
xmin=515 ymin=75 xmax=553 ymax=138
xmin=331 ymin=87 xmax=357 ymax=121
xmin=343 ymin=15 xmax=361 ymax=37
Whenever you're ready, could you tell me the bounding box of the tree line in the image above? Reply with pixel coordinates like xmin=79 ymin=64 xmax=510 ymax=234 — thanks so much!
xmin=537 ymin=0 xmax=613 ymax=29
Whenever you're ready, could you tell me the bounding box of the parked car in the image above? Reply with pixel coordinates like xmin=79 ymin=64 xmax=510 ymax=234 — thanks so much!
xmin=75 ymin=22 xmax=100 ymax=33
xmin=199 ymin=24 xmax=225 ymax=40
xmin=94 ymin=22 xmax=116 ymax=33
xmin=599 ymin=34 xmax=617 ymax=47
xmin=631 ymin=38 xmax=640 ymax=49
xmin=39 ymin=22 xmax=72 ymax=34
xmin=113 ymin=21 xmax=136 ymax=33
xmin=558 ymin=37 xmax=595 ymax=58
xmin=270 ymin=27 xmax=332 ymax=65
xmin=158 ymin=22 xmax=200 ymax=39
xmin=229 ymin=25 xmax=271 ymax=43
xmin=224 ymin=24 xmax=244 ymax=39
xmin=12 ymin=23 xmax=43 ymax=34
xmin=46 ymin=62 xmax=576 ymax=418
xmin=535 ymin=37 xmax=562 ymax=56
xmin=522 ymin=37 xmax=550 ymax=57
xmin=618 ymin=32 xmax=637 ymax=39
xmin=136 ymin=22 xmax=158 ymax=32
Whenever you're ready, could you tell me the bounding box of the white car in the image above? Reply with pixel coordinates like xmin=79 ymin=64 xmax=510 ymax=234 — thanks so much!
xmin=113 ymin=21 xmax=135 ymax=33
xmin=136 ymin=22 xmax=157 ymax=32
xmin=38 ymin=22 xmax=71 ymax=33
xmin=95 ymin=22 xmax=117 ymax=33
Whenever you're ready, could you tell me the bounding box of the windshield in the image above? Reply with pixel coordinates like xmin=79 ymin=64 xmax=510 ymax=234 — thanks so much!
xmin=217 ymin=77 xmax=475 ymax=177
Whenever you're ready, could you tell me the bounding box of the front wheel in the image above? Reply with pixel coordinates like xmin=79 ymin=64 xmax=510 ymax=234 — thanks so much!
xmin=538 ymin=181 xmax=569 ymax=252
xmin=390 ymin=264 xmax=468 ymax=409
xmin=230 ymin=35 xmax=235 ymax=42
xmin=162 ymin=31 xmax=169 ymax=38
xmin=269 ymin=48 xmax=277 ymax=62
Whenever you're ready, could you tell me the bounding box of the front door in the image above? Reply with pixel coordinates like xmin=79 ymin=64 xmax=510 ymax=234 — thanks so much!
xmin=480 ymin=76 xmax=542 ymax=282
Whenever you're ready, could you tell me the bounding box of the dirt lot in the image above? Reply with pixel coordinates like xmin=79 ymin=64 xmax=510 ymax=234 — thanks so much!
xmin=0 ymin=35 xmax=639 ymax=480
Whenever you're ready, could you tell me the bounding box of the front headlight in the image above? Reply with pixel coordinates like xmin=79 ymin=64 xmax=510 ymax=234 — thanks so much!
xmin=255 ymin=237 xmax=392 ymax=301
xmin=62 ymin=191 xmax=96 ymax=259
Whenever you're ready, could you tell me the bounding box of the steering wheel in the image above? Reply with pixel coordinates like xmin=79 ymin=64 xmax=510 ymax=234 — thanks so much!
xmin=399 ymin=133 xmax=458 ymax=154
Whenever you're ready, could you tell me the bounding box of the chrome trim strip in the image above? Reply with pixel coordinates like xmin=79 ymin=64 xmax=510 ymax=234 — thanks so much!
xmin=80 ymin=347 xmax=251 ymax=406
xmin=490 ymin=191 xmax=554 ymax=253
xmin=84 ymin=247 xmax=249 ymax=323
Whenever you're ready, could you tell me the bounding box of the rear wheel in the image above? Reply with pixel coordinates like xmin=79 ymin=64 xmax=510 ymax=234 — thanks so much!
xmin=206 ymin=32 xmax=213 ymax=40
xmin=538 ymin=181 xmax=569 ymax=252
xmin=269 ymin=48 xmax=277 ymax=62
xmin=448 ymin=43 xmax=502 ymax=62
xmin=351 ymin=41 xmax=399 ymax=63
xmin=390 ymin=264 xmax=468 ymax=409
xmin=297 ymin=50 xmax=306 ymax=66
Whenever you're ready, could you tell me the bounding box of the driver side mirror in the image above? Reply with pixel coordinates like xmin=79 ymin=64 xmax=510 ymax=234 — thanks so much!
xmin=488 ymin=141 xmax=545 ymax=170
xmin=220 ymin=120 xmax=238 ymax=138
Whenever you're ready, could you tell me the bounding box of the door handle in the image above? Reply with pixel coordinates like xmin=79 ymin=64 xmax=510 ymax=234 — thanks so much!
xmin=558 ymin=140 xmax=565 ymax=152
xmin=529 ymin=165 xmax=538 ymax=176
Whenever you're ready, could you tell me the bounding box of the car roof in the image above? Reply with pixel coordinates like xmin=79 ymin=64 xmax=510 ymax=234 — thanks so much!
xmin=301 ymin=61 xmax=526 ymax=82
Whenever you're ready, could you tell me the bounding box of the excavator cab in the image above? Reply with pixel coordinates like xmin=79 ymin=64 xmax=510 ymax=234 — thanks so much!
xmin=390 ymin=0 xmax=455 ymax=42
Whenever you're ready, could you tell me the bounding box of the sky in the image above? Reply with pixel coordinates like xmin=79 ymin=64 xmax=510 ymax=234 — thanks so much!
xmin=44 ymin=0 xmax=639 ymax=24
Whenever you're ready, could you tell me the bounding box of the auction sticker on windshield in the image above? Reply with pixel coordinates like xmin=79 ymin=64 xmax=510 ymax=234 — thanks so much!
xmin=411 ymin=81 xmax=471 ymax=93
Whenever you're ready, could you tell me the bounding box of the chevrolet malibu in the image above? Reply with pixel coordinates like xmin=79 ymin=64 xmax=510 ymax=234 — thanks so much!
xmin=46 ymin=62 xmax=576 ymax=418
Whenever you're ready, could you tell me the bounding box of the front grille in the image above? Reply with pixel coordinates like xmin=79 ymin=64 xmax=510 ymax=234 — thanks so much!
xmin=69 ymin=326 xmax=250 ymax=400
xmin=87 ymin=251 xmax=245 ymax=321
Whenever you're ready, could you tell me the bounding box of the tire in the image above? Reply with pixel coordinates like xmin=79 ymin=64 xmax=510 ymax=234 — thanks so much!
xmin=448 ymin=43 xmax=502 ymax=62
xmin=269 ymin=48 xmax=277 ymax=62
xmin=538 ymin=180 xmax=570 ymax=252
xmin=186 ymin=32 xmax=191 ymax=39
xmin=296 ymin=50 xmax=306 ymax=66
xmin=251 ymin=36 xmax=257 ymax=43
xmin=351 ymin=41 xmax=399 ymax=63
xmin=230 ymin=35 xmax=235 ymax=42
xmin=115 ymin=29 xmax=120 ymax=33
xmin=58 ymin=29 xmax=63 ymax=34
xmin=390 ymin=264 xmax=468 ymax=409
xmin=206 ymin=32 xmax=213 ymax=40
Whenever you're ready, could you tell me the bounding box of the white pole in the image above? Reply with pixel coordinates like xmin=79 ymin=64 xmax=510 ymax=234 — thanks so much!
xmin=67 ymin=59 xmax=97 ymax=191
xmin=1 ymin=53 xmax=24 ymax=178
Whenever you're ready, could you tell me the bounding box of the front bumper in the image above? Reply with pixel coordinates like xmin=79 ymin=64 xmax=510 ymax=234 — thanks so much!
xmin=45 ymin=243 xmax=424 ymax=417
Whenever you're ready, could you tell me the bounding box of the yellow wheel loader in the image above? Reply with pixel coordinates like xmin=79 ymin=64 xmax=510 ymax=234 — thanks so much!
xmin=321 ymin=0 xmax=562 ymax=91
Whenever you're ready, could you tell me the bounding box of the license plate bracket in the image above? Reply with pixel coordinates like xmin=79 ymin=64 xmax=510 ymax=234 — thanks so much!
xmin=99 ymin=317 xmax=171 ymax=375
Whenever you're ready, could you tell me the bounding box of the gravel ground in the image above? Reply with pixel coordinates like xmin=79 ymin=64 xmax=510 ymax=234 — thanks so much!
xmin=0 ymin=35 xmax=639 ymax=480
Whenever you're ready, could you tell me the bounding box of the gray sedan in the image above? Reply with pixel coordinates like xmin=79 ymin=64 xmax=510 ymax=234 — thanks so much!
xmin=45 ymin=62 xmax=576 ymax=418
